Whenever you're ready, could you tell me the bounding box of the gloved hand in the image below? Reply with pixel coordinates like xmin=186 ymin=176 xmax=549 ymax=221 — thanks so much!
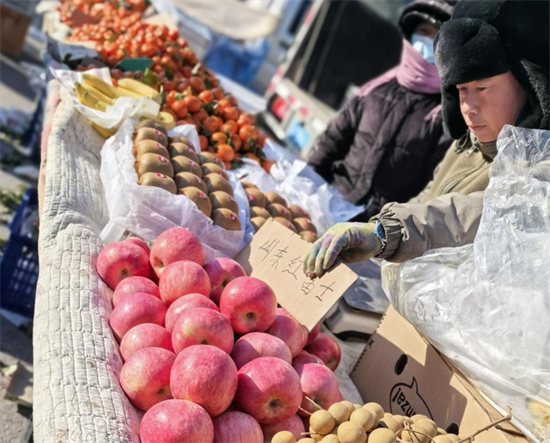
xmin=303 ymin=222 xmax=382 ymax=278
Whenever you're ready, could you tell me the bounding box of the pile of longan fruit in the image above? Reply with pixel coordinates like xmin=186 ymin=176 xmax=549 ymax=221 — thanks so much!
xmin=133 ymin=120 xmax=242 ymax=231
xmin=272 ymin=401 xmax=460 ymax=443
xmin=242 ymin=183 xmax=319 ymax=242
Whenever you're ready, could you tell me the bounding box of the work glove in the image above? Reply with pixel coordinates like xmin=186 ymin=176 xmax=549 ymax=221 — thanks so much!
xmin=303 ymin=222 xmax=382 ymax=278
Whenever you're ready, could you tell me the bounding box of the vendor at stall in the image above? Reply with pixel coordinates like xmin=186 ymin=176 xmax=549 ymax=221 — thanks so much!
xmin=304 ymin=0 xmax=549 ymax=278
xmin=307 ymin=0 xmax=454 ymax=221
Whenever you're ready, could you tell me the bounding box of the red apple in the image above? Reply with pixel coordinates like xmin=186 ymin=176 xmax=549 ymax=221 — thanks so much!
xmin=120 ymin=323 xmax=173 ymax=361
xmin=109 ymin=292 xmax=167 ymax=341
xmin=159 ymin=260 xmax=211 ymax=306
xmin=124 ymin=237 xmax=150 ymax=255
xmin=204 ymin=258 xmax=247 ymax=305
xmin=165 ymin=293 xmax=219 ymax=333
xmin=231 ymin=332 xmax=292 ymax=370
xmin=266 ymin=308 xmax=308 ymax=358
xmin=171 ymin=345 xmax=238 ymax=417
xmin=306 ymin=322 xmax=321 ymax=346
xmin=150 ymin=227 xmax=204 ymax=277
xmin=304 ymin=333 xmax=341 ymax=371
xmin=97 ymin=241 xmax=154 ymax=289
xmin=292 ymin=350 xmax=325 ymax=373
xmin=112 ymin=276 xmax=160 ymax=307
xmin=119 ymin=347 xmax=175 ymax=411
xmin=213 ymin=411 xmax=263 ymax=443
xmin=172 ymin=307 xmax=234 ymax=354
xmin=220 ymin=277 xmax=277 ymax=335
xmin=261 ymin=414 xmax=305 ymax=442
xmin=295 ymin=363 xmax=340 ymax=415
xmin=235 ymin=357 xmax=302 ymax=425
xmin=140 ymin=399 xmax=214 ymax=443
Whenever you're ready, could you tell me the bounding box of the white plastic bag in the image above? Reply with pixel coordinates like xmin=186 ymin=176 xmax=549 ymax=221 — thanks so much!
xmin=382 ymin=126 xmax=550 ymax=442
xmin=52 ymin=67 xmax=160 ymax=130
xmin=100 ymin=120 xmax=254 ymax=261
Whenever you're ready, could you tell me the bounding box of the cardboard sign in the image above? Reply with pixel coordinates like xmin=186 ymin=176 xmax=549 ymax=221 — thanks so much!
xmin=234 ymin=219 xmax=358 ymax=331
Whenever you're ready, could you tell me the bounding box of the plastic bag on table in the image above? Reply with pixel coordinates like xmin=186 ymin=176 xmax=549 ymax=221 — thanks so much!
xmin=381 ymin=126 xmax=550 ymax=442
xmin=237 ymin=141 xmax=364 ymax=234
xmin=100 ymin=121 xmax=254 ymax=261
xmin=51 ymin=67 xmax=159 ymax=130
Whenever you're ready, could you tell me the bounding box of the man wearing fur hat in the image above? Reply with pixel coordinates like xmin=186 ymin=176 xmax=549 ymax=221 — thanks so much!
xmin=304 ymin=0 xmax=549 ymax=277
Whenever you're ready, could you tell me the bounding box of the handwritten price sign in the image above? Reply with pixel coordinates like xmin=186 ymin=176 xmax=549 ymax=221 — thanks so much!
xmin=235 ymin=219 xmax=358 ymax=331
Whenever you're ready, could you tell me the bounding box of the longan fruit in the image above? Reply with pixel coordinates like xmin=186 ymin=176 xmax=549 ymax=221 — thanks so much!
xmin=328 ymin=403 xmax=351 ymax=425
xmin=300 ymin=231 xmax=318 ymax=243
xmin=329 ymin=426 xmax=339 ymax=436
xmin=250 ymin=206 xmax=271 ymax=219
xmin=265 ymin=191 xmax=288 ymax=207
xmin=180 ymin=187 xmax=212 ymax=217
xmin=289 ymin=204 xmax=311 ymax=220
xmin=209 ymin=191 xmax=239 ymax=213
xmin=204 ymin=173 xmax=234 ymax=196
xmin=401 ymin=423 xmax=433 ymax=443
xmin=212 ymin=208 xmax=241 ymax=231
xmin=349 ymin=408 xmax=375 ymax=432
xmin=433 ymin=436 xmax=455 ymax=443
xmin=134 ymin=127 xmax=167 ymax=146
xmin=136 ymin=153 xmax=174 ymax=177
xmin=198 ymin=152 xmax=224 ymax=167
xmin=320 ymin=435 xmax=340 ymax=443
xmin=363 ymin=402 xmax=385 ymax=419
xmin=246 ymin=188 xmax=267 ymax=208
xmin=380 ymin=417 xmax=401 ymax=434
xmin=138 ymin=172 xmax=176 ymax=194
xmin=241 ymin=180 xmax=257 ymax=189
xmin=416 ymin=420 xmax=437 ymax=437
xmin=136 ymin=119 xmax=167 ymax=137
xmin=353 ymin=404 xmax=362 ymax=410
xmin=133 ymin=140 xmax=170 ymax=159
xmin=337 ymin=421 xmax=366 ymax=443
xmin=174 ymin=172 xmax=208 ymax=193
xmin=297 ymin=439 xmax=316 ymax=443
xmin=368 ymin=428 xmax=397 ymax=443
xmin=340 ymin=401 xmax=355 ymax=416
xmin=251 ymin=217 xmax=267 ymax=232
xmin=411 ymin=415 xmax=430 ymax=424
xmin=272 ymin=431 xmax=296 ymax=443
xmin=275 ymin=217 xmax=297 ymax=232
xmin=267 ymin=203 xmax=292 ymax=221
xmin=437 ymin=428 xmax=447 ymax=436
xmin=171 ymin=156 xmax=203 ymax=177
xmin=310 ymin=410 xmax=336 ymax=435
xmin=202 ymin=162 xmax=229 ymax=181
xmin=169 ymin=143 xmax=199 ymax=163
xmin=309 ymin=428 xmax=323 ymax=442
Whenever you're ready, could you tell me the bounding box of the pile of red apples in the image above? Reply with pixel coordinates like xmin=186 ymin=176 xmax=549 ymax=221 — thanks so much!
xmin=97 ymin=227 xmax=343 ymax=443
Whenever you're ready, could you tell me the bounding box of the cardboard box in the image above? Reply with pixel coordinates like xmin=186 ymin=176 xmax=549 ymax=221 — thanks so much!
xmin=351 ymin=307 xmax=529 ymax=442
xmin=0 ymin=5 xmax=32 ymax=58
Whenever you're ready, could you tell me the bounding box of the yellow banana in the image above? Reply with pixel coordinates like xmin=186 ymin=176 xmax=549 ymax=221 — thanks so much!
xmin=115 ymin=86 xmax=144 ymax=100
xmin=159 ymin=112 xmax=175 ymax=130
xmin=74 ymin=85 xmax=107 ymax=112
xmin=75 ymin=83 xmax=113 ymax=108
xmin=82 ymin=73 xmax=120 ymax=99
xmin=117 ymin=78 xmax=162 ymax=104
xmin=78 ymin=81 xmax=116 ymax=105
xmin=90 ymin=121 xmax=115 ymax=138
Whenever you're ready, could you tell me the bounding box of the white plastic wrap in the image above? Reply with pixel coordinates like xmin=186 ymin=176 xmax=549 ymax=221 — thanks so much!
xmin=52 ymin=67 xmax=160 ymax=130
xmin=237 ymin=141 xmax=364 ymax=234
xmin=382 ymin=126 xmax=550 ymax=442
xmin=100 ymin=121 xmax=254 ymax=261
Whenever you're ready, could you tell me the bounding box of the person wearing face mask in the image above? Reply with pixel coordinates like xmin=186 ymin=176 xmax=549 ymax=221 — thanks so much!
xmin=307 ymin=0 xmax=454 ymax=222
xmin=303 ymin=0 xmax=549 ymax=278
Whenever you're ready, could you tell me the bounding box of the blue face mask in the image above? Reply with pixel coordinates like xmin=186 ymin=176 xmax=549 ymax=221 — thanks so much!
xmin=411 ymin=34 xmax=435 ymax=65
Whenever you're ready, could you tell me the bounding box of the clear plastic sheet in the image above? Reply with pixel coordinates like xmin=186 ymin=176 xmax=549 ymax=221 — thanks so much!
xmin=100 ymin=120 xmax=254 ymax=261
xmin=382 ymin=126 xmax=550 ymax=442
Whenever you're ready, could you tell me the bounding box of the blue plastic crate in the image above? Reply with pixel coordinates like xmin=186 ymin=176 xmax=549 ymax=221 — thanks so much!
xmin=0 ymin=188 xmax=39 ymax=319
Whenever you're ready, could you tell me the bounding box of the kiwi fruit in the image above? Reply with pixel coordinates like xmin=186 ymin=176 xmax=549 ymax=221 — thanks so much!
xmin=363 ymin=403 xmax=385 ymax=420
xmin=204 ymin=173 xmax=234 ymax=196
xmin=180 ymin=187 xmax=212 ymax=217
xmin=174 ymin=172 xmax=208 ymax=193
xmin=251 ymin=217 xmax=267 ymax=232
xmin=349 ymin=408 xmax=375 ymax=432
xmin=274 ymin=217 xmax=297 ymax=232
xmin=133 ymin=140 xmax=170 ymax=159
xmin=310 ymin=410 xmax=335 ymax=435
xmin=134 ymin=127 xmax=168 ymax=146
xmin=169 ymin=143 xmax=199 ymax=163
xmin=250 ymin=206 xmax=271 ymax=219
xmin=171 ymin=156 xmax=203 ymax=177
xmin=241 ymin=180 xmax=257 ymax=189
xmin=293 ymin=218 xmax=317 ymax=234
xmin=198 ymin=152 xmax=224 ymax=167
xmin=135 ymin=153 xmax=174 ymax=177
xmin=212 ymin=208 xmax=241 ymax=231
xmin=328 ymin=403 xmax=351 ymax=425
xmin=300 ymin=231 xmax=319 ymax=243
xmin=267 ymin=203 xmax=292 ymax=221
xmin=210 ymin=191 xmax=239 ymax=214
xmin=272 ymin=431 xmax=296 ymax=443
xmin=169 ymin=136 xmax=193 ymax=146
xmin=138 ymin=172 xmax=177 ymax=194
xmin=265 ymin=191 xmax=288 ymax=207
xmin=202 ymin=163 xmax=229 ymax=181
xmin=337 ymin=422 xmax=366 ymax=443
xmin=136 ymin=119 xmax=167 ymax=137
xmin=246 ymin=188 xmax=267 ymax=208
xmin=368 ymin=428 xmax=397 ymax=443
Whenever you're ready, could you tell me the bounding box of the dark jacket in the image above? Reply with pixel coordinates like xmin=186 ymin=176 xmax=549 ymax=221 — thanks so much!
xmin=307 ymin=80 xmax=453 ymax=221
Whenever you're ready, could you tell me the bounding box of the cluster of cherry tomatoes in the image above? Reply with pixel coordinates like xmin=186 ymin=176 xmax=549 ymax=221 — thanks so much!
xmin=61 ymin=0 xmax=147 ymax=30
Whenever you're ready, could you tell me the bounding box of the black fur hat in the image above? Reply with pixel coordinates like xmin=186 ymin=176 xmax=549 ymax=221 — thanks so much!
xmin=399 ymin=0 xmax=455 ymax=38
xmin=434 ymin=0 xmax=550 ymax=139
